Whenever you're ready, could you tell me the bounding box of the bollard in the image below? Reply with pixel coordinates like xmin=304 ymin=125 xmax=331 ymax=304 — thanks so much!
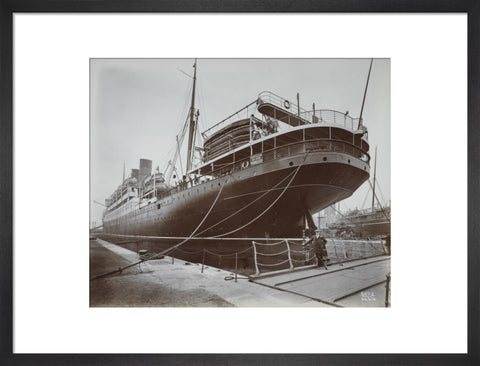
xmin=171 ymin=256 xmax=174 ymax=265
xmin=235 ymin=252 xmax=238 ymax=283
xmin=252 ymin=241 xmax=260 ymax=275
xmin=285 ymin=240 xmax=294 ymax=271
xmin=385 ymin=272 xmax=391 ymax=307
xmin=201 ymin=249 xmax=205 ymax=273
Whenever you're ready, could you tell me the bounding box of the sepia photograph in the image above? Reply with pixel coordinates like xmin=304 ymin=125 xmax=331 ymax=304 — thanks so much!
xmin=89 ymin=58 xmax=391 ymax=308
xmin=9 ymin=9 xmax=470 ymax=359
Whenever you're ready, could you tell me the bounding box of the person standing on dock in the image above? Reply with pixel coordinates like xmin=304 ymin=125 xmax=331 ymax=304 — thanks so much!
xmin=309 ymin=229 xmax=328 ymax=270
xmin=384 ymin=234 xmax=391 ymax=256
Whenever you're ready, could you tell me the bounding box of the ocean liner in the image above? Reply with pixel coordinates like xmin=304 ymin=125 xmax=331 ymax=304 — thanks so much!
xmin=101 ymin=61 xmax=371 ymax=241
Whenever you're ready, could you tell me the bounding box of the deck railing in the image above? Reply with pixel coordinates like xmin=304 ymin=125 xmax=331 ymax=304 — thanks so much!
xmin=157 ymin=137 xmax=370 ymax=200
xmin=257 ymin=91 xmax=362 ymax=132
xmin=202 ymin=91 xmax=365 ymax=141
xmin=300 ymin=109 xmax=361 ymax=131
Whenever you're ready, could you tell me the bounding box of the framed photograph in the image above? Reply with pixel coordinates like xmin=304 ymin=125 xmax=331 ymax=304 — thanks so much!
xmin=89 ymin=57 xmax=391 ymax=308
xmin=2 ymin=2 xmax=477 ymax=365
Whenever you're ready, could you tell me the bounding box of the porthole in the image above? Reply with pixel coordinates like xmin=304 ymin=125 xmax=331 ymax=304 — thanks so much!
xmin=348 ymin=159 xmax=351 ymax=164
xmin=323 ymin=157 xmax=327 ymax=161
xmin=289 ymin=161 xmax=294 ymax=166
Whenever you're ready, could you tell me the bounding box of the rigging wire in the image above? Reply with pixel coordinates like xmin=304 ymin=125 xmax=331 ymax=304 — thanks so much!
xmin=367 ymin=180 xmax=391 ymax=223
xmin=197 ymin=66 xmax=208 ymax=133
xmin=374 ymin=177 xmax=387 ymax=205
xmin=360 ymin=184 xmax=371 ymax=210
xmin=176 ymin=73 xmax=194 ymax=130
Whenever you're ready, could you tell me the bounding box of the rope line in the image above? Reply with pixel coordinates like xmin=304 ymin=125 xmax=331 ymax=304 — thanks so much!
xmin=91 ymin=177 xmax=229 ymax=281
xmin=287 ymin=242 xmax=308 ymax=247
xmin=145 ymin=177 xmax=230 ymax=261
xmin=257 ymin=259 xmax=290 ymax=267
xmin=194 ymin=168 xmax=298 ymax=236
xmin=252 ymin=240 xmax=286 ymax=246
xmin=213 ymin=154 xmax=308 ymax=238
xmin=95 ymin=155 xmax=315 ymax=279
xmin=291 ymin=258 xmax=315 ymax=263
xmin=289 ymin=248 xmax=311 ymax=254
xmin=256 ymin=249 xmax=290 ymax=256
xmin=203 ymin=246 xmax=253 ymax=257
xmin=100 ymin=232 xmax=305 ymax=242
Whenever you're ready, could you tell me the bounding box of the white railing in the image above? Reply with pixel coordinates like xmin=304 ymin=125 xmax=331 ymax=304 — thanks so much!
xmin=201 ymin=100 xmax=257 ymax=140
xmin=257 ymin=91 xmax=310 ymax=120
xmin=257 ymin=91 xmax=363 ymax=132
xmin=201 ymin=91 xmax=366 ymax=142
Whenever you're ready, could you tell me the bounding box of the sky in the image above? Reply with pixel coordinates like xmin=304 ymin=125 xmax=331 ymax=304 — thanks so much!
xmin=90 ymin=58 xmax=390 ymax=226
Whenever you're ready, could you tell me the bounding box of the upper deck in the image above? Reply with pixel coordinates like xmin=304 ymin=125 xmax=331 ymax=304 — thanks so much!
xmin=193 ymin=91 xmax=370 ymax=177
xmin=105 ymin=91 xmax=371 ymax=213
xmin=202 ymin=91 xmax=366 ymax=139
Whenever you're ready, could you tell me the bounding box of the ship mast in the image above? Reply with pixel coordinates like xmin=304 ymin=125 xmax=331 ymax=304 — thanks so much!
xmin=186 ymin=59 xmax=197 ymax=173
xmin=358 ymin=58 xmax=373 ymax=130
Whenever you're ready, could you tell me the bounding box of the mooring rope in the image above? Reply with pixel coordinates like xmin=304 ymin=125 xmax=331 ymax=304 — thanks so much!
xmin=257 ymin=259 xmax=291 ymax=267
xmin=289 ymin=248 xmax=311 ymax=254
xmin=141 ymin=176 xmax=231 ymax=260
xmin=194 ymin=168 xmax=298 ymax=237
xmin=256 ymin=249 xmax=290 ymax=256
xmin=252 ymin=240 xmax=286 ymax=246
xmin=93 ymin=153 xmax=310 ymax=279
xmin=203 ymin=246 xmax=253 ymax=257
xmin=212 ymin=159 xmax=306 ymax=238
xmin=90 ymin=176 xmax=229 ymax=281
xmin=252 ymin=237 xmax=318 ymax=275
xmin=291 ymin=257 xmax=314 ymax=263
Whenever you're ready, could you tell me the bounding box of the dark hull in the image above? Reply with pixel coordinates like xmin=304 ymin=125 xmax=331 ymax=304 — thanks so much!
xmin=103 ymin=151 xmax=369 ymax=239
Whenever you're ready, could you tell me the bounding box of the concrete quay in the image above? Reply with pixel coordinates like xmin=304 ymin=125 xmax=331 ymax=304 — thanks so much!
xmin=90 ymin=239 xmax=329 ymax=307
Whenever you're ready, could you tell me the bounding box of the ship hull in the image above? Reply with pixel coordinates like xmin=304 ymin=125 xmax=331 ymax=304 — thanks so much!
xmin=103 ymin=150 xmax=369 ymax=239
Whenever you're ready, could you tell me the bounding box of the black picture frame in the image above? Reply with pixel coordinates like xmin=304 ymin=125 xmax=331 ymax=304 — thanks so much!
xmin=1 ymin=1 xmax=478 ymax=365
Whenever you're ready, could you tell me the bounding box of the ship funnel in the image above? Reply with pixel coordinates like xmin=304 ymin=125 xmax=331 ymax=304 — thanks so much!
xmin=139 ymin=159 xmax=152 ymax=182
xmin=131 ymin=168 xmax=139 ymax=180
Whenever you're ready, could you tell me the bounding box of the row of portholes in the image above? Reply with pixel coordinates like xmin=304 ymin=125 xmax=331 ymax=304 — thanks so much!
xmin=169 ymin=179 xmax=226 ymax=203
xmin=320 ymin=154 xmax=365 ymax=170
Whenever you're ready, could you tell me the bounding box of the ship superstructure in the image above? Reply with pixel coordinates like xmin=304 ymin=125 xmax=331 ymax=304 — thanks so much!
xmin=102 ymin=62 xmax=371 ymax=240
